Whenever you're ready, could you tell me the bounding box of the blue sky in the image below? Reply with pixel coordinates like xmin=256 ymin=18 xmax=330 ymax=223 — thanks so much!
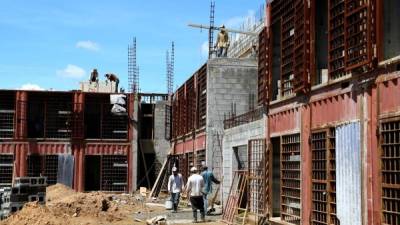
xmin=0 ymin=0 xmax=265 ymax=92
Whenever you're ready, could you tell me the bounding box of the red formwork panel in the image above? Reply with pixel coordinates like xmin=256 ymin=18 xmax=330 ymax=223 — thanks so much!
xmin=186 ymin=76 xmax=196 ymax=132
xmin=268 ymin=106 xmax=301 ymax=135
xmin=177 ymin=86 xmax=186 ymax=136
xmin=197 ymin=64 xmax=207 ymax=128
xmin=85 ymin=143 xmax=130 ymax=155
xmin=258 ymin=27 xmax=269 ymax=105
xmin=328 ymin=0 xmax=376 ymax=79
xmin=310 ymin=89 xmax=359 ymax=129
xmin=28 ymin=142 xmax=71 ymax=155
xmin=15 ymin=91 xmax=27 ymax=140
xmin=377 ymin=73 xmax=400 ymax=115
xmin=268 ymin=0 xmax=311 ymax=97
xmin=174 ymin=141 xmax=184 ymax=154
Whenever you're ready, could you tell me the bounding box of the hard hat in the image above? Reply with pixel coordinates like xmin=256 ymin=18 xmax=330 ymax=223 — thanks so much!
xmin=190 ymin=167 xmax=197 ymax=172
xmin=172 ymin=167 xmax=177 ymax=172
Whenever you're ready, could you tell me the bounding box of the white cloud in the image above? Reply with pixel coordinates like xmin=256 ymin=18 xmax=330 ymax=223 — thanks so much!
xmin=56 ymin=64 xmax=86 ymax=79
xmin=20 ymin=83 xmax=44 ymax=90
xmin=76 ymin=40 xmax=100 ymax=51
xmin=201 ymin=41 xmax=209 ymax=58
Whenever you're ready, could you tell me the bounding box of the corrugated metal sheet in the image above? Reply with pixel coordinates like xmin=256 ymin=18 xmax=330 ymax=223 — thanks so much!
xmin=336 ymin=122 xmax=362 ymax=225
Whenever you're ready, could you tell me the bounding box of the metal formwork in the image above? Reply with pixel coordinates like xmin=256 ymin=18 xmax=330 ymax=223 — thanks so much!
xmin=281 ymin=133 xmax=301 ymax=224
xmin=0 ymin=155 xmax=13 ymax=187
xmin=248 ymin=139 xmax=268 ymax=217
xmin=85 ymin=94 xmax=128 ymax=140
xmin=380 ymin=118 xmax=400 ymax=225
xmin=186 ymin=76 xmax=196 ymax=133
xmin=258 ymin=27 xmax=269 ymax=105
xmin=197 ymin=65 xmax=207 ymax=128
xmin=311 ymin=129 xmax=339 ymax=225
xmin=195 ymin=149 xmax=206 ymax=171
xmin=0 ymin=92 xmax=15 ymax=139
xmin=101 ymin=155 xmax=128 ymax=192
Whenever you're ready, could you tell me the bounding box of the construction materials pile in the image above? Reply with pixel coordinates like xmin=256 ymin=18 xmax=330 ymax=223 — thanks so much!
xmin=0 ymin=184 xmax=154 ymax=225
xmin=0 ymin=177 xmax=47 ymax=220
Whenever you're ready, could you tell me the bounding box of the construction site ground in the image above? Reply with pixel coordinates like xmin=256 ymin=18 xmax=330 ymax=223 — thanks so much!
xmin=0 ymin=184 xmax=224 ymax=225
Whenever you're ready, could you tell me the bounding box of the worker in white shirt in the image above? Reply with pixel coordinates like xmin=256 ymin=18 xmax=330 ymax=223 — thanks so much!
xmin=185 ymin=167 xmax=205 ymax=223
xmin=167 ymin=167 xmax=184 ymax=213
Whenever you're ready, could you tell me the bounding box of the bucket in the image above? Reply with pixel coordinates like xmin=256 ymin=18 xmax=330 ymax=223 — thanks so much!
xmin=165 ymin=200 xmax=173 ymax=210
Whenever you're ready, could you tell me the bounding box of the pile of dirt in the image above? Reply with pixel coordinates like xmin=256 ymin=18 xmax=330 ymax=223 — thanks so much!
xmin=1 ymin=184 xmax=144 ymax=225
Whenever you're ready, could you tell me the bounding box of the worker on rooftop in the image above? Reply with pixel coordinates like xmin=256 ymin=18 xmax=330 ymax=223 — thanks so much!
xmin=215 ymin=25 xmax=230 ymax=57
xmin=167 ymin=166 xmax=184 ymax=213
xmin=90 ymin=69 xmax=99 ymax=83
xmin=105 ymin=73 xmax=119 ymax=93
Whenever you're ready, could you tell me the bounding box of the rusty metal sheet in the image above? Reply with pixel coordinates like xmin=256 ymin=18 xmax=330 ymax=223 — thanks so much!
xmin=85 ymin=143 xmax=130 ymax=155
xmin=30 ymin=143 xmax=71 ymax=155
xmin=268 ymin=107 xmax=301 ymax=135
xmin=335 ymin=122 xmax=362 ymax=225
xmin=311 ymin=92 xmax=359 ymax=128
xmin=378 ymin=75 xmax=400 ymax=115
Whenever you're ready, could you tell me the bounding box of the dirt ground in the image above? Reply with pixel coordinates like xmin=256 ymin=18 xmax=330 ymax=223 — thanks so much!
xmin=0 ymin=184 xmax=223 ymax=225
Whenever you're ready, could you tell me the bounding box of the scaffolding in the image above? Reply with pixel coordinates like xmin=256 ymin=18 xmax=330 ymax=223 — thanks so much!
xmin=0 ymin=92 xmax=15 ymax=139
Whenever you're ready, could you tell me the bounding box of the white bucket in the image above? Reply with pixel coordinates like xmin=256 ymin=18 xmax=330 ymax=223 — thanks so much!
xmin=165 ymin=200 xmax=173 ymax=210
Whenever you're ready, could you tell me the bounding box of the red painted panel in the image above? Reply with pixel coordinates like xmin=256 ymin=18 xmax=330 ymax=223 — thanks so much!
xmin=0 ymin=143 xmax=21 ymax=154
xmin=195 ymin=134 xmax=206 ymax=151
xmin=85 ymin=143 xmax=129 ymax=155
xmin=379 ymin=76 xmax=400 ymax=115
xmin=268 ymin=107 xmax=301 ymax=134
xmin=29 ymin=142 xmax=70 ymax=155
xmin=311 ymin=92 xmax=359 ymax=128
xmin=174 ymin=141 xmax=184 ymax=154
xmin=184 ymin=139 xmax=194 ymax=152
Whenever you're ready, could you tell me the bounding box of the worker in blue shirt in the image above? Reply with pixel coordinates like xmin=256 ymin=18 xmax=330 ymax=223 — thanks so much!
xmin=201 ymin=165 xmax=220 ymax=214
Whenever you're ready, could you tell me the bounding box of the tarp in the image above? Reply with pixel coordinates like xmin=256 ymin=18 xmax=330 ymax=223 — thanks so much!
xmin=57 ymin=154 xmax=74 ymax=188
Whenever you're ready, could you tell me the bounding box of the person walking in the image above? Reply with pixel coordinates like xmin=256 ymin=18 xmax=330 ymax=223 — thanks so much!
xmin=167 ymin=167 xmax=184 ymax=213
xmin=201 ymin=165 xmax=220 ymax=214
xmin=186 ymin=167 xmax=205 ymax=223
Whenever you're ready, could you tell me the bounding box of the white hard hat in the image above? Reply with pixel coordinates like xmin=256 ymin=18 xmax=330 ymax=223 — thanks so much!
xmin=190 ymin=167 xmax=197 ymax=172
xmin=172 ymin=167 xmax=177 ymax=172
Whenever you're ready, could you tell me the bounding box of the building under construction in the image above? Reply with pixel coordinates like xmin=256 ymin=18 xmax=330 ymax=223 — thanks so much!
xmin=0 ymin=0 xmax=400 ymax=224
xmin=169 ymin=0 xmax=400 ymax=225
xmin=0 ymin=89 xmax=135 ymax=192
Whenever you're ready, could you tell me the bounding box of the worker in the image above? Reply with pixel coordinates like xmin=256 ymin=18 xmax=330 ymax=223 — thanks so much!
xmin=90 ymin=69 xmax=99 ymax=83
xmin=215 ymin=25 xmax=230 ymax=57
xmin=105 ymin=73 xmax=120 ymax=92
xmin=167 ymin=166 xmax=184 ymax=213
xmin=201 ymin=165 xmax=220 ymax=214
xmin=186 ymin=167 xmax=205 ymax=223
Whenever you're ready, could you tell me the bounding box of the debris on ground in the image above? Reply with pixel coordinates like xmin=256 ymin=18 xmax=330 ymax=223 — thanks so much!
xmin=0 ymin=184 xmax=159 ymax=225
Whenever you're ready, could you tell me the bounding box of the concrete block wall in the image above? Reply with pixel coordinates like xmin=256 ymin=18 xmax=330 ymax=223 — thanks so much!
xmin=206 ymin=58 xmax=258 ymax=179
xmin=221 ymin=116 xmax=266 ymax=204
xmin=153 ymin=101 xmax=171 ymax=176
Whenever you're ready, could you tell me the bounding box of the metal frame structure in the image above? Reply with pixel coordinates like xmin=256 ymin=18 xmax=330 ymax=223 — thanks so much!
xmin=379 ymin=117 xmax=400 ymax=224
xmin=281 ymin=133 xmax=301 ymax=224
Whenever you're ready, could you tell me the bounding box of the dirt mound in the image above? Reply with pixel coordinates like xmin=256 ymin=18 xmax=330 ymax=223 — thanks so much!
xmin=1 ymin=202 xmax=67 ymax=225
xmin=46 ymin=183 xmax=76 ymax=202
xmin=1 ymin=184 xmax=142 ymax=225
